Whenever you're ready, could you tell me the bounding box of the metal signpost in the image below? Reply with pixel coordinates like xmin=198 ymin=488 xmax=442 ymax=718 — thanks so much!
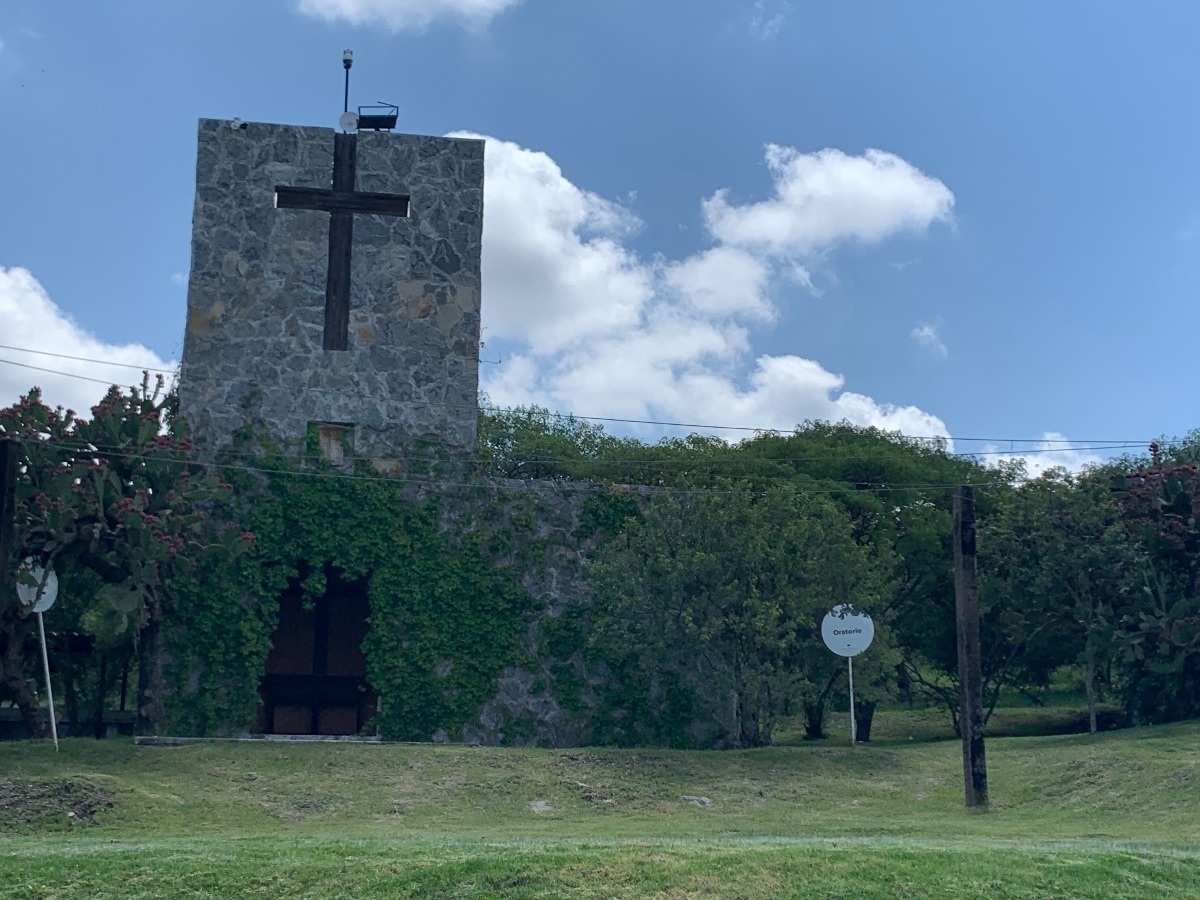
xmin=16 ymin=561 xmax=60 ymax=751
xmin=820 ymin=604 xmax=875 ymax=745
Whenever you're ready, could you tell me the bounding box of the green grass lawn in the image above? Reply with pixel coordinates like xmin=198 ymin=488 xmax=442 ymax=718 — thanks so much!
xmin=2 ymin=711 xmax=1198 ymax=898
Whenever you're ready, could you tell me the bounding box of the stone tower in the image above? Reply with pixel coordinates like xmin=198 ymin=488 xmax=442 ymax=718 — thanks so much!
xmin=178 ymin=118 xmax=484 ymax=463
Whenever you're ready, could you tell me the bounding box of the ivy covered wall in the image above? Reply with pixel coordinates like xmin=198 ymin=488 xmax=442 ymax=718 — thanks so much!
xmin=158 ymin=462 xmax=611 ymax=743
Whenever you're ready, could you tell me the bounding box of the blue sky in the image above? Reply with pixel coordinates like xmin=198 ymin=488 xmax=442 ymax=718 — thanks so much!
xmin=1 ymin=0 xmax=1197 ymax=468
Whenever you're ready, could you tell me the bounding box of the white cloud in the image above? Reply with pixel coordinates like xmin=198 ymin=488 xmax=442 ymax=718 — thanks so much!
xmin=4 ymin=134 xmax=956 ymax=448
xmin=749 ymin=0 xmax=791 ymax=39
xmin=910 ymin=321 xmax=948 ymax=357
xmin=784 ymin=262 xmax=820 ymax=295
xmin=703 ymin=146 xmax=954 ymax=258
xmin=0 ymin=267 xmax=175 ymax=416
xmin=984 ymin=432 xmax=1103 ymax=477
xmin=171 ymin=272 xmax=187 ymax=286
xmin=296 ymin=0 xmax=520 ymax=31
xmin=664 ymin=246 xmax=773 ymax=321
xmin=463 ymin=134 xmax=956 ymax=441
xmin=458 ymin=135 xmax=649 ymax=353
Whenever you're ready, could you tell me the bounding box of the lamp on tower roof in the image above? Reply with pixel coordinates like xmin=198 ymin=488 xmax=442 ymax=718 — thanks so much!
xmin=338 ymin=50 xmax=359 ymax=133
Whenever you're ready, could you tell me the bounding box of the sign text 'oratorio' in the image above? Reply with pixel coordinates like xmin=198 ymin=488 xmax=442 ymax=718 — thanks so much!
xmin=820 ymin=605 xmax=874 ymax=657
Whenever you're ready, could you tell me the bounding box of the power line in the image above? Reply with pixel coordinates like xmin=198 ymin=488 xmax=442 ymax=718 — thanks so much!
xmin=0 ymin=345 xmax=177 ymax=375
xmin=0 ymin=343 xmax=1181 ymax=450
xmin=502 ymin=444 xmax=1143 ymax=464
xmin=10 ymin=436 xmax=1012 ymax=497
xmin=22 ymin=433 xmax=1150 ymax=474
xmin=0 ymin=357 xmax=156 ymax=387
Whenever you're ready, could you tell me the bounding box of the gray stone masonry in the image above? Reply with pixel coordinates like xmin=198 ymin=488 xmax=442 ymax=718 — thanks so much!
xmin=178 ymin=118 xmax=484 ymax=461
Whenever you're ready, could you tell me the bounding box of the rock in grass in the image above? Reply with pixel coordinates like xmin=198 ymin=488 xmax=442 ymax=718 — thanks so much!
xmin=528 ymin=800 xmax=553 ymax=813
xmin=681 ymin=795 xmax=712 ymax=807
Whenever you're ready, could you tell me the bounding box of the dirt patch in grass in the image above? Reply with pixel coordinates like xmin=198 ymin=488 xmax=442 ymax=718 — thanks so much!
xmin=0 ymin=778 xmax=117 ymax=827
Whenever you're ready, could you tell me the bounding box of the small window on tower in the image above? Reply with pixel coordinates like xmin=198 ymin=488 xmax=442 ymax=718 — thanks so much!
xmin=309 ymin=422 xmax=354 ymax=467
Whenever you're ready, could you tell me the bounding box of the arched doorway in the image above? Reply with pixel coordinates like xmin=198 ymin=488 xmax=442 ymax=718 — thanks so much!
xmin=256 ymin=568 xmax=375 ymax=735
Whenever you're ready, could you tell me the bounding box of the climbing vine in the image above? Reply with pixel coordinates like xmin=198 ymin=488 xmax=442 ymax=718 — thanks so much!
xmin=159 ymin=554 xmax=281 ymax=736
xmin=203 ymin=432 xmax=547 ymax=740
xmin=362 ymin=498 xmax=539 ymax=740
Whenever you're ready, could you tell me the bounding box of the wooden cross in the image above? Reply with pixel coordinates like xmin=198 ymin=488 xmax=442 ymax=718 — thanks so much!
xmin=275 ymin=133 xmax=411 ymax=351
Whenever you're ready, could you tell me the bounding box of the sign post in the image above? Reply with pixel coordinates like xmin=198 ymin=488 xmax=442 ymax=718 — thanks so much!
xmin=16 ymin=561 xmax=59 ymax=752
xmin=821 ymin=604 xmax=874 ymax=745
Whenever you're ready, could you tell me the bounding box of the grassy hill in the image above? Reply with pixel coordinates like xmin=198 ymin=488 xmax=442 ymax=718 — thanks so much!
xmin=2 ymin=715 xmax=1199 ymax=898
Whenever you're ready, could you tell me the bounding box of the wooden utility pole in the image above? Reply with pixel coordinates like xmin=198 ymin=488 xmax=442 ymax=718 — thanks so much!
xmin=953 ymin=485 xmax=988 ymax=809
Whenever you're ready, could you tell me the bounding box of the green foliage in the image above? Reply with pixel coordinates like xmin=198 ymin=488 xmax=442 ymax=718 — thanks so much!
xmin=978 ymin=468 xmax=1138 ymax=732
xmin=243 ymin=458 xmax=541 ymax=741
xmin=592 ymin=658 xmax=707 ymax=748
xmin=363 ymin=502 xmax=539 ymax=741
xmin=1110 ymin=442 xmax=1200 ymax=724
xmin=475 ymin=411 xmax=1011 ymax=745
xmin=574 ymin=491 xmax=641 ymax=540
xmin=0 ymin=382 xmax=262 ymax=735
xmin=2 ymin=391 xmax=549 ymax=741
xmin=159 ymin=555 xmax=282 ymax=737
xmin=590 ymin=483 xmax=893 ymax=748
xmin=477 ymin=405 xmax=624 ymax=479
xmin=14 ymin=385 xmax=1200 ymax=750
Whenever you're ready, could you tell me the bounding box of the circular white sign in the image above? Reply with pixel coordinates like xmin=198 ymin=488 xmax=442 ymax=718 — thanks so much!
xmin=821 ymin=604 xmax=874 ymax=657
xmin=16 ymin=561 xmax=58 ymax=614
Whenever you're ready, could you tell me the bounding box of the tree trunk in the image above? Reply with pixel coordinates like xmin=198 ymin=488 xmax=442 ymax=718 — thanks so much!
xmin=1 ymin=661 xmax=47 ymax=738
xmin=737 ymin=689 xmax=771 ymax=748
xmin=120 ymin=654 xmax=131 ymax=711
xmin=93 ymin=653 xmax=109 ymax=740
xmin=854 ymin=699 xmax=877 ymax=743
xmin=1 ymin=657 xmax=45 ymax=739
xmin=0 ymin=614 xmax=47 ymax=738
xmin=802 ymin=698 xmax=826 ymax=740
xmin=63 ymin=659 xmax=79 ymax=738
xmin=1085 ymin=647 xmax=1098 ymax=734
xmin=803 ymin=670 xmax=845 ymax=741
xmin=895 ymin=663 xmax=913 ymax=708
xmin=136 ymin=602 xmax=166 ymax=735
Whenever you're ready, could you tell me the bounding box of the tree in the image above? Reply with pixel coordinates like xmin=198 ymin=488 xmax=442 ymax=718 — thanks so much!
xmin=481 ymin=415 xmax=1004 ymax=740
xmin=731 ymin=426 xmax=1010 ymax=738
xmin=1111 ymin=443 xmax=1200 ymax=724
xmin=980 ymin=468 xmax=1137 ymax=732
xmin=590 ymin=483 xmax=891 ymax=748
xmin=477 ymin=405 xmax=624 ymax=480
xmin=1 ymin=381 xmax=251 ymax=736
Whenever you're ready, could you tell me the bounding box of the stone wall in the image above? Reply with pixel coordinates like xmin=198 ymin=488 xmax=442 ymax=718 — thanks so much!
xmin=448 ymin=480 xmax=736 ymax=749
xmin=461 ymin=479 xmax=600 ymax=748
xmin=178 ymin=118 xmax=484 ymax=462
